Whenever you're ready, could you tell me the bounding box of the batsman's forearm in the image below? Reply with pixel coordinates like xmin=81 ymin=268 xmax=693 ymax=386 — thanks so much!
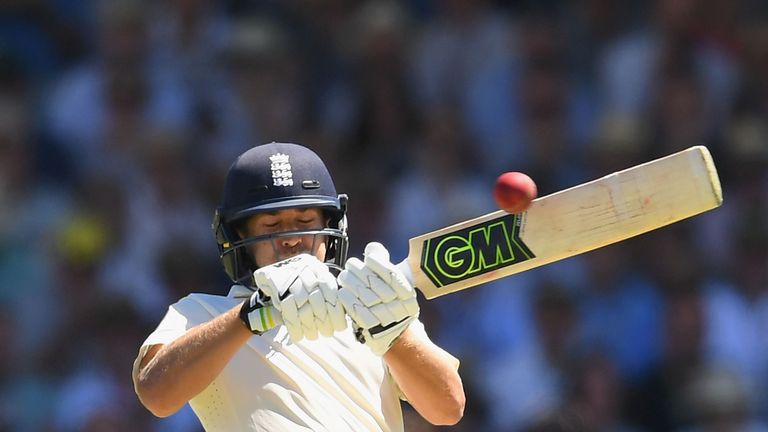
xmin=384 ymin=328 xmax=465 ymax=425
xmin=135 ymin=305 xmax=252 ymax=417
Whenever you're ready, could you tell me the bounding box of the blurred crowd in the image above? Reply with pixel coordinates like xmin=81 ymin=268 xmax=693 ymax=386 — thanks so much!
xmin=1 ymin=0 xmax=767 ymax=431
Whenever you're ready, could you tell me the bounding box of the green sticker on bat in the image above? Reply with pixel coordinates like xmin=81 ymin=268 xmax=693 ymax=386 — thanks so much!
xmin=420 ymin=213 xmax=535 ymax=288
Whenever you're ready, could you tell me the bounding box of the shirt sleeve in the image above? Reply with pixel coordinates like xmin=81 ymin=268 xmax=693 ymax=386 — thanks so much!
xmin=131 ymin=295 xmax=219 ymax=386
xmin=408 ymin=318 xmax=460 ymax=370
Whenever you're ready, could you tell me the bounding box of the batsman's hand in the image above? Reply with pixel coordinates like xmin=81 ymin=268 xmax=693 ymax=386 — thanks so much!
xmin=338 ymin=242 xmax=419 ymax=356
xmin=244 ymin=254 xmax=347 ymax=341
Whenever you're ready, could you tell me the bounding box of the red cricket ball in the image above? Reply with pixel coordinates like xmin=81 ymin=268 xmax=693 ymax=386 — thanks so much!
xmin=493 ymin=172 xmax=537 ymax=214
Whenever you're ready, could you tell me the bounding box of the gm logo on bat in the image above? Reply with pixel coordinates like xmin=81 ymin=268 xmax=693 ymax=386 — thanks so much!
xmin=420 ymin=214 xmax=535 ymax=288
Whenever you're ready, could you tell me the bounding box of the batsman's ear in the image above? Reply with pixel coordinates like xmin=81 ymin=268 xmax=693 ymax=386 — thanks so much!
xmin=233 ymin=220 xmax=249 ymax=240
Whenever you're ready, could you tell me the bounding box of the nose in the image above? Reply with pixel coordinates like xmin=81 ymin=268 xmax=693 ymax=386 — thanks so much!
xmin=281 ymin=235 xmax=302 ymax=249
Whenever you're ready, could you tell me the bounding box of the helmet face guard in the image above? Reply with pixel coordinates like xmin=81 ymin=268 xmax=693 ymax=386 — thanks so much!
xmin=212 ymin=198 xmax=348 ymax=286
xmin=212 ymin=143 xmax=349 ymax=287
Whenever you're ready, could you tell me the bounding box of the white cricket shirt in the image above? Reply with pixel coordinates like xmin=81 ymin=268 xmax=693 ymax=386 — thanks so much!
xmin=132 ymin=285 xmax=417 ymax=432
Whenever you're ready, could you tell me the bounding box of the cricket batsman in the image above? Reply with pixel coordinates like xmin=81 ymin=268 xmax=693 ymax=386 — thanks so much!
xmin=132 ymin=142 xmax=465 ymax=431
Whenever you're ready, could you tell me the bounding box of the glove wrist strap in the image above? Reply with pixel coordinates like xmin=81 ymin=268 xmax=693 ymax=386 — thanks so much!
xmin=239 ymin=293 xmax=273 ymax=335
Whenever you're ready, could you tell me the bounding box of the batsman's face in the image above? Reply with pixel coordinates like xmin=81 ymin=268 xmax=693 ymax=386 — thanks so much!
xmin=241 ymin=208 xmax=328 ymax=267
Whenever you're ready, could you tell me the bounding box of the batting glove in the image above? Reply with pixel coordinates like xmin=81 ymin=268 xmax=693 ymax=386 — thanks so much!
xmin=251 ymin=254 xmax=347 ymax=341
xmin=338 ymin=242 xmax=419 ymax=356
xmin=239 ymin=289 xmax=279 ymax=335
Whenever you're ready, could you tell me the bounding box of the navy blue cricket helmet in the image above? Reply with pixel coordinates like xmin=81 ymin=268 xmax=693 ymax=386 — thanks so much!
xmin=212 ymin=142 xmax=348 ymax=286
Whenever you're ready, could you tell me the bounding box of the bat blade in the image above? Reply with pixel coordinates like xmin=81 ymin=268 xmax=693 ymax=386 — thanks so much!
xmin=403 ymin=145 xmax=723 ymax=299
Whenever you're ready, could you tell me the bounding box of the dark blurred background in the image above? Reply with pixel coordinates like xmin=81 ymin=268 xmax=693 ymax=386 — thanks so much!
xmin=1 ymin=0 xmax=767 ymax=431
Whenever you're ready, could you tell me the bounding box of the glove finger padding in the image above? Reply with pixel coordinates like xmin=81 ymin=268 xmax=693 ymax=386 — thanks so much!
xmin=328 ymin=302 xmax=347 ymax=331
xmin=253 ymin=254 xmax=348 ymax=342
xmin=253 ymin=255 xmax=308 ymax=306
xmin=369 ymin=302 xmax=401 ymax=326
xmin=363 ymin=242 xmax=413 ymax=300
xmin=298 ymin=304 xmax=318 ymax=340
xmin=339 ymin=259 xmax=382 ymax=307
xmin=338 ymin=289 xmax=380 ymax=328
xmin=337 ymin=242 xmax=420 ymax=355
xmin=308 ymin=290 xmax=327 ymax=319
xmin=280 ymin=296 xmax=300 ymax=326
xmin=316 ymin=272 xmax=339 ymax=305
xmin=316 ymin=317 xmax=334 ymax=338
xmin=402 ymin=296 xmax=419 ymax=317
xmin=293 ymin=270 xmax=319 ymax=307
xmin=353 ymin=303 xmax=383 ymax=329
xmin=367 ymin=276 xmax=398 ymax=303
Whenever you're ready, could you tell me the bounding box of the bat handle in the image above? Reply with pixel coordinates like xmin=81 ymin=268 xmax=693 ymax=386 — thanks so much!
xmin=395 ymin=259 xmax=415 ymax=286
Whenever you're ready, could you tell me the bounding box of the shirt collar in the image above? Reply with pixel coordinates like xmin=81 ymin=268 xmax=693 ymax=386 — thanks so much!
xmin=228 ymin=284 xmax=255 ymax=299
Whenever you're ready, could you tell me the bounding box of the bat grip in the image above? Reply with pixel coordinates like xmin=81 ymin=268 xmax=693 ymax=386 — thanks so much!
xmin=395 ymin=259 xmax=414 ymax=286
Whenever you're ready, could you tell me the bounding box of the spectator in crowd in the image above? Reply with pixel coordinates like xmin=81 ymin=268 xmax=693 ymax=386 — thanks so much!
xmin=44 ymin=0 xmax=192 ymax=176
xmin=0 ymin=1 xmax=764 ymax=429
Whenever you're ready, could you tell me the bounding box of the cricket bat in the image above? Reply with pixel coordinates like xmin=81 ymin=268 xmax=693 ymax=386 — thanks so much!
xmin=255 ymin=145 xmax=721 ymax=329
xmin=403 ymin=145 xmax=721 ymax=298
